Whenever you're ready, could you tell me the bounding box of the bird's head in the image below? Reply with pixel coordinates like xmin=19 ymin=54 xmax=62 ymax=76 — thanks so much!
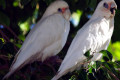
xmin=94 ymin=0 xmax=117 ymax=19
xmin=43 ymin=0 xmax=71 ymax=21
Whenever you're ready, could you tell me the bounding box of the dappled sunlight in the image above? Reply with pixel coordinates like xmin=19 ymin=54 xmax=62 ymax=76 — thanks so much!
xmin=18 ymin=2 xmax=39 ymax=35
xmin=70 ymin=10 xmax=83 ymax=27
xmin=19 ymin=21 xmax=30 ymax=35
xmin=108 ymin=41 xmax=120 ymax=60
xmin=0 ymin=0 xmax=120 ymax=80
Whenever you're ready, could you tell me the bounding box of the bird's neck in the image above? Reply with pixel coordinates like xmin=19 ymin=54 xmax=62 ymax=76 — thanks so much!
xmin=90 ymin=9 xmax=103 ymax=20
xmin=90 ymin=11 xmax=114 ymax=30
xmin=41 ymin=6 xmax=56 ymax=20
xmin=41 ymin=11 xmax=52 ymax=20
xmin=91 ymin=12 xmax=114 ymax=36
xmin=90 ymin=9 xmax=114 ymax=23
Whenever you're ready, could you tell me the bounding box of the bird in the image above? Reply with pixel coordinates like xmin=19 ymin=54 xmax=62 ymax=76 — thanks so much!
xmin=51 ymin=0 xmax=117 ymax=80
xmin=3 ymin=0 xmax=71 ymax=79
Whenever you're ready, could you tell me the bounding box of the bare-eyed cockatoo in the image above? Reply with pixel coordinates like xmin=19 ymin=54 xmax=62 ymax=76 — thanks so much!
xmin=3 ymin=0 xmax=71 ymax=79
xmin=52 ymin=0 xmax=117 ymax=80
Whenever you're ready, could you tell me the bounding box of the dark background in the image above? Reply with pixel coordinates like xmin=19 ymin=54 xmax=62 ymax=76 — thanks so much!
xmin=0 ymin=0 xmax=120 ymax=80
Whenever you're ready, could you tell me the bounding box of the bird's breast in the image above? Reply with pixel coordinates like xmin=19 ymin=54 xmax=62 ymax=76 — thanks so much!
xmin=90 ymin=19 xmax=112 ymax=52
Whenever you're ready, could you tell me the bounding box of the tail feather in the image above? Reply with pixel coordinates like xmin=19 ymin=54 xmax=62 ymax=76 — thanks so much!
xmin=2 ymin=50 xmax=39 ymax=80
xmin=51 ymin=70 xmax=68 ymax=80
xmin=2 ymin=69 xmax=16 ymax=80
xmin=51 ymin=74 xmax=61 ymax=80
xmin=2 ymin=59 xmax=29 ymax=80
xmin=2 ymin=50 xmax=22 ymax=80
xmin=9 ymin=50 xmax=21 ymax=71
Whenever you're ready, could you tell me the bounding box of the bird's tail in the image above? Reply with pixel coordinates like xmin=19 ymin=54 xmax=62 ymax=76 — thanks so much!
xmin=2 ymin=69 xmax=16 ymax=80
xmin=2 ymin=61 xmax=27 ymax=80
xmin=51 ymin=74 xmax=61 ymax=80
xmin=51 ymin=70 xmax=68 ymax=80
xmin=2 ymin=59 xmax=29 ymax=80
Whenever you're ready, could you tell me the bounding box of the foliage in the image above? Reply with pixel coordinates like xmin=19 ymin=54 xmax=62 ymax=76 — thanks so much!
xmin=68 ymin=50 xmax=120 ymax=80
xmin=0 ymin=0 xmax=120 ymax=80
xmin=108 ymin=42 xmax=120 ymax=60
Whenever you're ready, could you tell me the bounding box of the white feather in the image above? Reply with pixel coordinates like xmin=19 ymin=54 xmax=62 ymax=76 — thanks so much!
xmin=3 ymin=0 xmax=71 ymax=79
xmin=52 ymin=0 xmax=117 ymax=80
xmin=13 ymin=14 xmax=70 ymax=69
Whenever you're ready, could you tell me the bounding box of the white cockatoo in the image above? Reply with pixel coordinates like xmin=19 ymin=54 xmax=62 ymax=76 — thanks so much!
xmin=3 ymin=0 xmax=71 ymax=79
xmin=52 ymin=0 xmax=117 ymax=80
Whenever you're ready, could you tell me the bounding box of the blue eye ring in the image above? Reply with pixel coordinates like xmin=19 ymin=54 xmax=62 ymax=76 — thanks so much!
xmin=103 ymin=2 xmax=108 ymax=9
xmin=58 ymin=8 xmax=62 ymax=12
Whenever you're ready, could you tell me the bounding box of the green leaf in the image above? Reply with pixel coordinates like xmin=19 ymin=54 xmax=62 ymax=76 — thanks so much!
xmin=106 ymin=51 xmax=113 ymax=60
xmin=84 ymin=50 xmax=90 ymax=58
xmin=106 ymin=73 xmax=112 ymax=80
xmin=100 ymin=50 xmax=113 ymax=61
xmin=100 ymin=50 xmax=106 ymax=54
xmin=87 ymin=55 xmax=93 ymax=61
xmin=0 ymin=38 xmax=5 ymax=49
xmin=88 ymin=0 xmax=97 ymax=10
xmin=69 ymin=75 xmax=77 ymax=80
xmin=0 ymin=11 xmax=10 ymax=26
xmin=30 ymin=0 xmax=38 ymax=8
xmin=20 ymin=0 xmax=31 ymax=6
xmin=77 ymin=69 xmax=89 ymax=80
xmin=115 ymin=61 xmax=120 ymax=67
xmin=102 ymin=62 xmax=111 ymax=70
xmin=84 ymin=49 xmax=94 ymax=61
xmin=88 ymin=73 xmax=96 ymax=80
xmin=18 ymin=35 xmax=25 ymax=41
xmin=92 ymin=62 xmax=96 ymax=69
xmin=100 ymin=68 xmax=108 ymax=79
xmin=112 ymin=42 xmax=120 ymax=60
xmin=103 ymin=56 xmax=109 ymax=62
xmin=88 ymin=67 xmax=93 ymax=73
xmin=107 ymin=63 xmax=118 ymax=76
xmin=102 ymin=62 xmax=118 ymax=77
xmin=96 ymin=61 xmax=102 ymax=69
xmin=13 ymin=0 xmax=19 ymax=7
xmin=15 ymin=43 xmax=22 ymax=48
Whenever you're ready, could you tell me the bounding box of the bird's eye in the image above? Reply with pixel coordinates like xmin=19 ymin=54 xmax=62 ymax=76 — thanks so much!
xmin=103 ymin=2 xmax=108 ymax=9
xmin=58 ymin=8 xmax=62 ymax=12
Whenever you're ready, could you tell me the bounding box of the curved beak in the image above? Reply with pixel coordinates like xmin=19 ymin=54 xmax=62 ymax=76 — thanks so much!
xmin=109 ymin=2 xmax=117 ymax=15
xmin=62 ymin=7 xmax=71 ymax=21
xmin=61 ymin=7 xmax=68 ymax=13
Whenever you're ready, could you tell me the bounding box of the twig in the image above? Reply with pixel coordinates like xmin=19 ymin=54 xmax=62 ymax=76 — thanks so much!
xmin=45 ymin=63 xmax=56 ymax=74
xmin=14 ymin=45 xmax=18 ymax=52
xmin=0 ymin=25 xmax=19 ymax=51
xmin=107 ymin=69 xmax=119 ymax=80
xmin=102 ymin=66 xmax=119 ymax=80
xmin=0 ymin=55 xmax=9 ymax=58
xmin=3 ymin=25 xmax=20 ymax=40
xmin=0 ymin=29 xmax=10 ymax=42
xmin=56 ymin=58 xmax=62 ymax=63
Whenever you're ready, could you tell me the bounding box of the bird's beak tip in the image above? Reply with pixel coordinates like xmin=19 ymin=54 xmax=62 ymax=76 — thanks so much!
xmin=110 ymin=2 xmax=117 ymax=9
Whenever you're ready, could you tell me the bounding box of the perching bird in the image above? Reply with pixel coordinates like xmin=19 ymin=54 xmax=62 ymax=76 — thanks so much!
xmin=3 ymin=0 xmax=71 ymax=79
xmin=52 ymin=0 xmax=117 ymax=80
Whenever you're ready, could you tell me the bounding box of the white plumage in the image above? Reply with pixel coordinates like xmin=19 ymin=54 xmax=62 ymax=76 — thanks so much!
xmin=3 ymin=0 xmax=71 ymax=79
xmin=52 ymin=0 xmax=117 ymax=80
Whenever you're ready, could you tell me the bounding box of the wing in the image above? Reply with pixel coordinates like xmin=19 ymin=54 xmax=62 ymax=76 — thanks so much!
xmin=14 ymin=13 xmax=68 ymax=68
xmin=3 ymin=13 xmax=69 ymax=79
xmin=61 ymin=20 xmax=70 ymax=48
